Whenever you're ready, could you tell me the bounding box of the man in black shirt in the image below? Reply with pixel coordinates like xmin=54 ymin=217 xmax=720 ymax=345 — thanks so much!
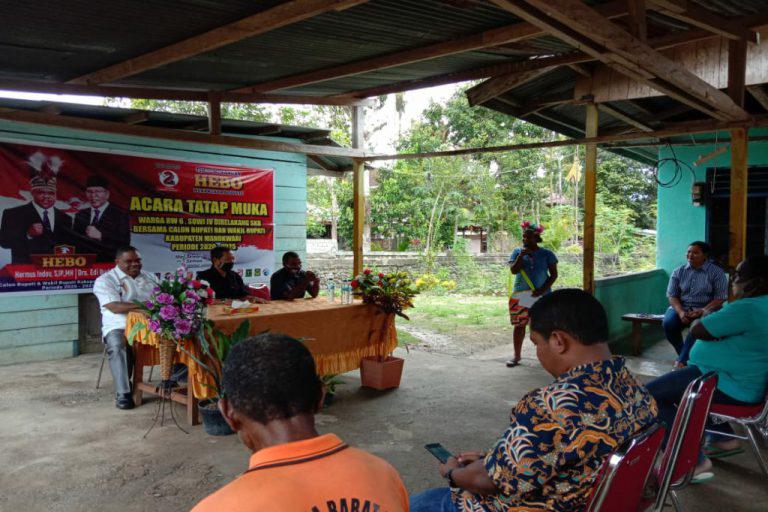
xmin=197 ymin=247 xmax=267 ymax=302
xmin=270 ymin=251 xmax=320 ymax=300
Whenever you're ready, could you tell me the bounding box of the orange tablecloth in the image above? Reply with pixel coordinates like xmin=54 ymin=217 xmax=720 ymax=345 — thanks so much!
xmin=127 ymin=299 xmax=398 ymax=400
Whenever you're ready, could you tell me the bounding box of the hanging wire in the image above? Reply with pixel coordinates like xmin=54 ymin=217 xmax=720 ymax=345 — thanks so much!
xmin=654 ymin=142 xmax=696 ymax=188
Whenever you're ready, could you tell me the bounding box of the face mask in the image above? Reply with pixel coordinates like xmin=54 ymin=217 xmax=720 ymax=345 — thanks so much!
xmin=220 ymin=262 xmax=234 ymax=272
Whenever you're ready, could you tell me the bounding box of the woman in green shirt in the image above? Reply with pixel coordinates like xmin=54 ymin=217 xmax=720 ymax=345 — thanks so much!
xmin=646 ymin=254 xmax=768 ymax=482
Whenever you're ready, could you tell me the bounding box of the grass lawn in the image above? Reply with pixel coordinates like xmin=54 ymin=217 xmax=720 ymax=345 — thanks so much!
xmin=397 ymin=293 xmax=511 ymax=339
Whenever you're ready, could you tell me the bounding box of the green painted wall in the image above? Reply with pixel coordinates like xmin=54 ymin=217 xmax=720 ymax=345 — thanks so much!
xmin=595 ymin=269 xmax=669 ymax=343
xmin=657 ymin=131 xmax=768 ymax=273
xmin=0 ymin=119 xmax=309 ymax=365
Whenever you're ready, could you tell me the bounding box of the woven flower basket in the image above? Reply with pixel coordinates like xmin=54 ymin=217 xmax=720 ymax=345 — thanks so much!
xmin=158 ymin=337 xmax=176 ymax=382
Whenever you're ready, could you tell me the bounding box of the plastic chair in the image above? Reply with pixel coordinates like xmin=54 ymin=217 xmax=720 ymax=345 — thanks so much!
xmin=651 ymin=372 xmax=718 ymax=512
xmin=706 ymin=391 xmax=768 ymax=479
xmin=247 ymin=284 xmax=270 ymax=301
xmin=586 ymin=422 xmax=666 ymax=512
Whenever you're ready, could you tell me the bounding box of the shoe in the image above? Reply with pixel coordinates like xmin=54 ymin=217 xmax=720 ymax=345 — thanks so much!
xmin=506 ymin=359 xmax=521 ymax=368
xmin=690 ymin=457 xmax=714 ymax=484
xmin=116 ymin=393 xmax=134 ymax=410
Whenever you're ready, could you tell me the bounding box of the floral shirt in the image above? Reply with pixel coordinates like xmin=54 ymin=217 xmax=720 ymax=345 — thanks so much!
xmin=452 ymin=357 xmax=657 ymax=512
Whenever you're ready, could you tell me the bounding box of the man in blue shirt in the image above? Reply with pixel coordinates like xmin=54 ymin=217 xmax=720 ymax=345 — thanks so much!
xmin=664 ymin=241 xmax=728 ymax=365
xmin=506 ymin=222 xmax=558 ymax=367
xmin=647 ymin=254 xmax=768 ymax=482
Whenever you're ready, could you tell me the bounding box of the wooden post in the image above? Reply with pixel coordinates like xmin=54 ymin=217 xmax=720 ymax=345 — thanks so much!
xmin=729 ymin=127 xmax=748 ymax=268
xmin=583 ymin=103 xmax=598 ymax=294
xmin=352 ymin=105 xmax=365 ymax=276
xmin=727 ymin=36 xmax=748 ymax=269
xmin=207 ymin=92 xmax=222 ymax=136
xmin=627 ymin=0 xmax=647 ymax=42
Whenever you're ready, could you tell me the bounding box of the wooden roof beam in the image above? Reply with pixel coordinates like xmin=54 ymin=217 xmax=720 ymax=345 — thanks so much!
xmin=597 ymin=103 xmax=656 ymax=132
xmin=0 ymin=110 xmax=368 ymax=159
xmin=69 ymin=0 xmax=368 ymax=85
xmin=0 ymin=80 xmax=372 ymax=106
xmin=490 ymin=0 xmax=749 ymax=122
xmin=37 ymin=104 xmax=62 ymax=115
xmin=748 ymin=85 xmax=768 ymax=112
xmin=363 ymin=115 xmax=768 ymax=162
xmin=330 ymin=16 xmax=766 ymax=100
xmin=299 ymin=129 xmax=332 ymax=142
xmin=120 ymin=112 xmax=150 ymax=124
xmin=466 ymin=67 xmax=554 ymax=107
xmin=647 ymin=0 xmax=759 ymax=43
xmin=627 ymin=0 xmax=647 ymax=42
xmin=233 ymin=0 xmax=629 ymax=94
xmin=250 ymin=124 xmax=283 ymax=135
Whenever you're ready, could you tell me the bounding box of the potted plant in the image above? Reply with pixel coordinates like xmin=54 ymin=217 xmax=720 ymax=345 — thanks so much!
xmin=351 ymin=269 xmax=418 ymax=390
xmin=193 ymin=320 xmax=252 ymax=435
xmin=321 ymin=374 xmax=345 ymax=407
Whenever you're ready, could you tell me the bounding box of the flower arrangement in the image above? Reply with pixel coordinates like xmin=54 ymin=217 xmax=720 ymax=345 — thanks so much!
xmin=137 ymin=266 xmax=214 ymax=340
xmin=521 ymin=220 xmax=545 ymax=234
xmin=351 ymin=268 xmax=418 ymax=319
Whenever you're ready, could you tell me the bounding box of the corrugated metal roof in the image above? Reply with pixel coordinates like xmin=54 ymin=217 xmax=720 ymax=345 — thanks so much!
xmin=1 ymin=0 xmax=766 ymax=166
xmin=0 ymin=97 xmax=354 ymax=171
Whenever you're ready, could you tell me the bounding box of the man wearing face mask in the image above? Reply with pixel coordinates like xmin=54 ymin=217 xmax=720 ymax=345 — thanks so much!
xmin=270 ymin=251 xmax=320 ymax=300
xmin=197 ymin=246 xmax=266 ymax=302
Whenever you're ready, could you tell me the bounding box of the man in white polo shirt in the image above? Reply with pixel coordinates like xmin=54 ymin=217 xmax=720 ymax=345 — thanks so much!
xmin=93 ymin=245 xmax=157 ymax=409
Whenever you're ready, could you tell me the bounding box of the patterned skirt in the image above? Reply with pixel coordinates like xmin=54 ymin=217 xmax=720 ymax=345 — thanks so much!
xmin=508 ymin=296 xmax=530 ymax=326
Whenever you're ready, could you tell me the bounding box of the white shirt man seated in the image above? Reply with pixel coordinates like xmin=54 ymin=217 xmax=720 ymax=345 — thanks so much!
xmin=92 ymin=245 xmax=156 ymax=410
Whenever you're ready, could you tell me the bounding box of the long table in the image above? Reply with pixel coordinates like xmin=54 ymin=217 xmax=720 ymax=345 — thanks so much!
xmin=126 ymin=299 xmax=398 ymax=425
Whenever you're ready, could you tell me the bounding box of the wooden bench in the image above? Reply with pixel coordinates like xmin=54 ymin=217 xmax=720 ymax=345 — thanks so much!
xmin=621 ymin=314 xmax=664 ymax=356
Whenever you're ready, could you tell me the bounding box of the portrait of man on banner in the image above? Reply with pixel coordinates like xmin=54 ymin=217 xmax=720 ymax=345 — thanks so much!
xmin=73 ymin=175 xmax=131 ymax=262
xmin=0 ymin=152 xmax=73 ymax=264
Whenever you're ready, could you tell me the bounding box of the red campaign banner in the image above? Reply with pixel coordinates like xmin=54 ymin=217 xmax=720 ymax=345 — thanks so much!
xmin=0 ymin=141 xmax=274 ymax=295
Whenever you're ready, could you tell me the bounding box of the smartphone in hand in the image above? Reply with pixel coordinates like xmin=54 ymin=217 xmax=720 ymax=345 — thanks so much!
xmin=424 ymin=443 xmax=454 ymax=463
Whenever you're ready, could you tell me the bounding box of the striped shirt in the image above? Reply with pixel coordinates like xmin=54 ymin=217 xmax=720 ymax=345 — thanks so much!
xmin=666 ymin=260 xmax=728 ymax=309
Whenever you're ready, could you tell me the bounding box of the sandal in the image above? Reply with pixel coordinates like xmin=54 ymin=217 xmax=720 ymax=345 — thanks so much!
xmin=690 ymin=457 xmax=714 ymax=484
xmin=505 ymin=359 xmax=521 ymax=368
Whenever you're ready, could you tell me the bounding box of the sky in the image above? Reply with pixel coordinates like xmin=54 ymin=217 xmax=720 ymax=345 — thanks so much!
xmin=0 ymin=84 xmax=461 ymax=154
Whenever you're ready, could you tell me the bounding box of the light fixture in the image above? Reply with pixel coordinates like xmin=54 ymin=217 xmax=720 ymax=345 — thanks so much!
xmin=691 ymin=182 xmax=706 ymax=206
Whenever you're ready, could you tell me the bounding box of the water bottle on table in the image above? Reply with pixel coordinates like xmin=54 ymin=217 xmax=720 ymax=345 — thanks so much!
xmin=341 ymin=282 xmax=353 ymax=304
xmin=326 ymin=279 xmax=336 ymax=303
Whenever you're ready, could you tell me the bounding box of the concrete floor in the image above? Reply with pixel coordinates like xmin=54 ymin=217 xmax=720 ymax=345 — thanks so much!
xmin=1 ymin=342 xmax=767 ymax=512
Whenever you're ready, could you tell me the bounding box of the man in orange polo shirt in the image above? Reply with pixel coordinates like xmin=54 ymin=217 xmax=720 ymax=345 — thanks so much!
xmin=191 ymin=333 xmax=409 ymax=512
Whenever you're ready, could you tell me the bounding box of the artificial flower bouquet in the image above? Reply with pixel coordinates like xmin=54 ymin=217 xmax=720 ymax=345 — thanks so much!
xmin=138 ymin=267 xmax=214 ymax=340
xmin=351 ymin=268 xmax=418 ymax=319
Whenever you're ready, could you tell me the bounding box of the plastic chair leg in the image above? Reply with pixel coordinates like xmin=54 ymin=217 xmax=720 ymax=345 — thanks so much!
xmin=96 ymin=345 xmax=107 ymax=389
xmin=745 ymin=425 xmax=768 ymax=478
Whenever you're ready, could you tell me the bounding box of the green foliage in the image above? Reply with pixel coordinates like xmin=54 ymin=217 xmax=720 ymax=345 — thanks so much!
xmin=194 ymin=319 xmax=253 ymax=400
xmin=321 ymin=374 xmax=345 ymax=397
xmin=597 ymin=152 xmax=657 ymax=229
xmin=351 ymin=269 xmax=419 ymax=319
xmin=541 ymin=205 xmax=580 ymax=253
xmin=306 ymin=217 xmax=327 ymax=239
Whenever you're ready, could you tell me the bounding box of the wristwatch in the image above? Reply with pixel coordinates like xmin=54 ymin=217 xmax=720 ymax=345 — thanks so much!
xmin=445 ymin=468 xmax=458 ymax=488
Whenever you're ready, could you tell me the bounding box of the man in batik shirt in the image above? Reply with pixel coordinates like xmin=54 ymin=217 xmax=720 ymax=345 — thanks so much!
xmin=410 ymin=289 xmax=658 ymax=512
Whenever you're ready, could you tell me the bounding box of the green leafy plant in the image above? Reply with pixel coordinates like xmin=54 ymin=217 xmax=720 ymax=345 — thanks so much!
xmin=194 ymin=320 xmax=252 ymax=400
xmin=351 ymin=269 xmax=419 ymax=320
xmin=321 ymin=374 xmax=345 ymax=397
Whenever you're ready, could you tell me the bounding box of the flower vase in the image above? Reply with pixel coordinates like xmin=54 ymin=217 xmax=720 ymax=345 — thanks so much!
xmin=158 ymin=336 xmax=177 ymax=390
